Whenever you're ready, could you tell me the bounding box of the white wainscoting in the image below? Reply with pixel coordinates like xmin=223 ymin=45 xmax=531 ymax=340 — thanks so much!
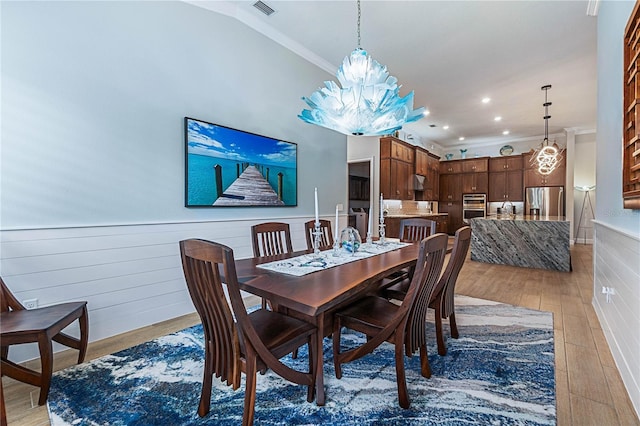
xmin=0 ymin=215 xmax=345 ymax=363
xmin=592 ymin=221 xmax=640 ymax=417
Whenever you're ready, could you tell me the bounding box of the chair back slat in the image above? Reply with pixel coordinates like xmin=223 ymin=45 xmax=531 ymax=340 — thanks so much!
xmin=399 ymin=218 xmax=437 ymax=242
xmin=437 ymin=226 xmax=472 ymax=318
xmin=403 ymin=233 xmax=448 ymax=355
xmin=251 ymin=222 xmax=293 ymax=258
xmin=304 ymin=219 xmax=334 ymax=251
xmin=180 ymin=239 xmax=242 ymax=390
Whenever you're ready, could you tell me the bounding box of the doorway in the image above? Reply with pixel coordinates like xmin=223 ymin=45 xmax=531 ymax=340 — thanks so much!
xmin=348 ymin=159 xmax=374 ymax=238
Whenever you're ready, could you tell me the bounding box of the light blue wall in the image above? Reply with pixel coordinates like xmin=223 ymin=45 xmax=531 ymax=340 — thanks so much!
xmin=1 ymin=1 xmax=346 ymax=230
xmin=596 ymin=0 xmax=640 ymax=235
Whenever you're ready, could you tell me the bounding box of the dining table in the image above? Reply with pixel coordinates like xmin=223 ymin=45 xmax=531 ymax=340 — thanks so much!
xmin=234 ymin=241 xmax=423 ymax=406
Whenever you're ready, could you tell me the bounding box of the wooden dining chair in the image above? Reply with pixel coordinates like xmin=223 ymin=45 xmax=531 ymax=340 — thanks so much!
xmin=0 ymin=276 xmax=88 ymax=409
xmin=399 ymin=218 xmax=437 ymax=242
xmin=251 ymin=222 xmax=293 ymax=309
xmin=383 ymin=226 xmax=472 ymax=355
xmin=251 ymin=222 xmax=293 ymax=258
xmin=179 ymin=239 xmax=317 ymax=426
xmin=304 ymin=219 xmax=334 ymax=251
xmin=332 ymin=233 xmax=448 ymax=409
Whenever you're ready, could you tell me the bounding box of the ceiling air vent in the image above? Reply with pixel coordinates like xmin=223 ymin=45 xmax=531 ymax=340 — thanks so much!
xmin=253 ymin=1 xmax=276 ymax=16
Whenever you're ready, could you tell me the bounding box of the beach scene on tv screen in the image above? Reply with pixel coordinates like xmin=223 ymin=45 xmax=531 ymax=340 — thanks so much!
xmin=186 ymin=118 xmax=297 ymax=207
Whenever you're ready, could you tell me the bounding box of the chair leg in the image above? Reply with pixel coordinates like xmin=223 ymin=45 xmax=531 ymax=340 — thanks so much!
xmin=306 ymin=337 xmax=316 ymax=403
xmin=419 ymin=344 xmax=432 ymax=378
xmin=1 ymin=376 xmax=7 ymax=426
xmin=450 ymin=312 xmax=459 ymax=339
xmin=332 ymin=319 xmax=343 ymax=380
xmin=197 ymin=342 xmax=213 ymax=417
xmin=435 ymin=305 xmax=446 ymax=356
xmin=78 ymin=305 xmax=89 ymax=363
xmin=243 ymin=353 xmax=258 ymax=426
xmin=36 ymin=336 xmax=53 ymax=406
xmin=394 ymin=341 xmax=410 ymax=409
xmin=291 ymin=348 xmax=298 ymax=359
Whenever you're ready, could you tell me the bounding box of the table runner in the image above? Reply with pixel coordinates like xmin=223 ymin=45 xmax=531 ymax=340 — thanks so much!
xmin=256 ymin=241 xmax=411 ymax=277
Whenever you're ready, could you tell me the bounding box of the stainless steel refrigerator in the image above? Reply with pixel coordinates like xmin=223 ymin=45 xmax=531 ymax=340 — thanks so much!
xmin=525 ymin=186 xmax=565 ymax=217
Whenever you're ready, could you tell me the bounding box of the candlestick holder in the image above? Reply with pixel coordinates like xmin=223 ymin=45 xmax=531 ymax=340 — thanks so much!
xmin=378 ymin=219 xmax=386 ymax=246
xmin=312 ymin=222 xmax=323 ymax=257
xmin=365 ymin=230 xmax=373 ymax=247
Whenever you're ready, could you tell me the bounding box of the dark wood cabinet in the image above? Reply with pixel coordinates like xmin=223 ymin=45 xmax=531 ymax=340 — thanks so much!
xmin=439 ymin=173 xmax=462 ymax=201
xmin=415 ymin=147 xmax=429 ymax=176
xmin=489 ymin=169 xmax=523 ymax=202
xmin=438 ymin=201 xmax=463 ymax=235
xmin=462 ymin=172 xmax=488 ymax=194
xmin=489 ymin=155 xmax=523 ymax=172
xmin=348 ymin=175 xmax=370 ymax=201
xmin=461 ymin=158 xmax=489 ymax=173
xmin=439 ymin=160 xmax=463 ymax=174
xmin=380 ymin=137 xmax=415 ymax=200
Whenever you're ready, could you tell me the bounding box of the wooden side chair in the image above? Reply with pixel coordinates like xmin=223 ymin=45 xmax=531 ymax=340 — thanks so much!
xmin=383 ymin=226 xmax=472 ymax=355
xmin=304 ymin=219 xmax=334 ymax=251
xmin=251 ymin=222 xmax=293 ymax=309
xmin=179 ymin=239 xmax=317 ymax=426
xmin=0 ymin=276 xmax=88 ymax=409
xmin=251 ymin=222 xmax=293 ymax=258
xmin=332 ymin=233 xmax=448 ymax=409
xmin=399 ymin=218 xmax=437 ymax=242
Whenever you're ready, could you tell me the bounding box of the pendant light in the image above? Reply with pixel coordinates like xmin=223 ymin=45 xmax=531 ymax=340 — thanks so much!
xmin=299 ymin=0 xmax=425 ymax=136
xmin=534 ymin=85 xmax=562 ymax=175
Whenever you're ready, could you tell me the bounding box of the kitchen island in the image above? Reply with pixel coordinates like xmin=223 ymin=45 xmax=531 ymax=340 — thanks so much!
xmin=469 ymin=215 xmax=571 ymax=272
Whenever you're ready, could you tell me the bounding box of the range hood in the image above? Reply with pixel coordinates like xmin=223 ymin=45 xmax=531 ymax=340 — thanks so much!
xmin=414 ymin=174 xmax=425 ymax=191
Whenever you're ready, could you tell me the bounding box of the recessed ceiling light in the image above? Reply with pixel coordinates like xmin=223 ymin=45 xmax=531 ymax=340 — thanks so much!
xmin=459 ymin=137 xmax=465 ymax=141
xmin=423 ymin=110 xmax=430 ymax=116
xmin=494 ymin=116 xmax=502 ymax=121
xmin=443 ymin=125 xmax=449 ymax=130
xmin=503 ymin=130 xmax=510 ymax=135
xmin=482 ymin=97 xmax=491 ymax=104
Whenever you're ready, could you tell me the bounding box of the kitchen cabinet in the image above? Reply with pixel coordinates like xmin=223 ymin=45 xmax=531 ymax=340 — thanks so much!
xmin=462 ymin=172 xmax=488 ymax=194
xmin=489 ymin=155 xmax=523 ymax=172
xmin=522 ymin=153 xmax=566 ymax=188
xmin=348 ymin=175 xmax=370 ymax=201
xmin=439 ymin=160 xmax=463 ymax=174
xmin=426 ymin=154 xmax=440 ymax=201
xmin=461 ymin=158 xmax=489 ymax=173
xmin=438 ymin=201 xmax=463 ymax=235
xmin=489 ymin=169 xmax=523 ymax=202
xmin=439 ymin=173 xmax=462 ymax=201
xmin=415 ymin=147 xmax=429 ymax=176
xmin=380 ymin=136 xmax=415 ymax=200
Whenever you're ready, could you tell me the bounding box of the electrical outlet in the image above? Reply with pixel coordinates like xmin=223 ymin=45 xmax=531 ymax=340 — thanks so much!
xmin=23 ymin=298 xmax=38 ymax=309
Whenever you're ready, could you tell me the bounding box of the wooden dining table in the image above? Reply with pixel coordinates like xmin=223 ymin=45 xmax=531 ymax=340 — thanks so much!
xmin=234 ymin=242 xmax=422 ymax=406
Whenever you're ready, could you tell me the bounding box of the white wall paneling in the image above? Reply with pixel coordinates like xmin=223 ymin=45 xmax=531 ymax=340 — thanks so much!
xmin=592 ymin=221 xmax=640 ymax=417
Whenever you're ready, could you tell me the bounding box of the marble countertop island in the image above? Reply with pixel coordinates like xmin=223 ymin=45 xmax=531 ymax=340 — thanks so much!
xmin=469 ymin=215 xmax=571 ymax=272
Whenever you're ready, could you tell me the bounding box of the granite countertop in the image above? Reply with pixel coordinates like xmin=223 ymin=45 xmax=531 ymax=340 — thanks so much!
xmin=481 ymin=215 xmax=568 ymax=222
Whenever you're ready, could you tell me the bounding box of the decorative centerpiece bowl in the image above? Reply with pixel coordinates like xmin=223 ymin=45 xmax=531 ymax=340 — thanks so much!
xmin=340 ymin=227 xmax=362 ymax=253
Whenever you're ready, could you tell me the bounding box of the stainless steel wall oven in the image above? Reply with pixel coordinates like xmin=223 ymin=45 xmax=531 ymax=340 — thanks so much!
xmin=463 ymin=194 xmax=487 ymax=223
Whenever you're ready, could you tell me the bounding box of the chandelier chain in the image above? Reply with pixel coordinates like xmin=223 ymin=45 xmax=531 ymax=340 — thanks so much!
xmin=357 ymin=0 xmax=361 ymax=48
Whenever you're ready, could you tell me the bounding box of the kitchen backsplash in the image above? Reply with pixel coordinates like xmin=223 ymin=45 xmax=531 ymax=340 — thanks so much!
xmin=384 ymin=200 xmax=438 ymax=216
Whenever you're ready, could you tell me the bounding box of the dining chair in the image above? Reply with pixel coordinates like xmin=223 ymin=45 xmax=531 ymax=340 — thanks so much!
xmin=251 ymin=222 xmax=293 ymax=309
xmin=383 ymin=226 xmax=472 ymax=355
xmin=304 ymin=219 xmax=334 ymax=251
xmin=332 ymin=233 xmax=448 ymax=409
xmin=0 ymin=276 xmax=88 ymax=409
xmin=379 ymin=218 xmax=438 ymax=289
xmin=179 ymin=239 xmax=317 ymax=426
xmin=251 ymin=222 xmax=293 ymax=258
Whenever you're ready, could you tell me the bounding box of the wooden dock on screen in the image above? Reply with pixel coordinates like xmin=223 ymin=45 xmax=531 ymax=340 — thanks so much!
xmin=213 ymin=165 xmax=284 ymax=206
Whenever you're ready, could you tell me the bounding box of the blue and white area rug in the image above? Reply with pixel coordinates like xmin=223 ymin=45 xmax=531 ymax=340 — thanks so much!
xmin=48 ymin=296 xmax=555 ymax=425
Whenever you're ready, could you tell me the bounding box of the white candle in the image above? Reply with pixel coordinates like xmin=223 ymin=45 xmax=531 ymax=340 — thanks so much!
xmin=314 ymin=187 xmax=320 ymax=225
xmin=334 ymin=204 xmax=339 ymax=241
xmin=380 ymin=193 xmax=384 ymax=222
xmin=368 ymin=207 xmax=373 ymax=235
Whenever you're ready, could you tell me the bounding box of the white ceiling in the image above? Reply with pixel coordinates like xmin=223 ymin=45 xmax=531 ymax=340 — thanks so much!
xmin=190 ymin=0 xmax=598 ymax=149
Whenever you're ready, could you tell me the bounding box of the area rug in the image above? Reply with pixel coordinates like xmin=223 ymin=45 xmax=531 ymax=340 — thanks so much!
xmin=47 ymin=296 xmax=555 ymax=425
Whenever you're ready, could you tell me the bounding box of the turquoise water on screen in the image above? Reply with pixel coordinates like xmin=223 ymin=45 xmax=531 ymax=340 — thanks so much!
xmin=187 ymin=153 xmax=297 ymax=206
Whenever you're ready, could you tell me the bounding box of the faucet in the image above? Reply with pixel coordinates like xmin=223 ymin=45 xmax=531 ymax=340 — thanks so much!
xmin=501 ymin=200 xmax=514 ymax=217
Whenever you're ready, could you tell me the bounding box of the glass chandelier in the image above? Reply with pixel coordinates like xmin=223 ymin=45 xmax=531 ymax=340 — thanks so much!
xmin=299 ymin=0 xmax=425 ymax=136
xmin=532 ymin=85 xmax=563 ymax=175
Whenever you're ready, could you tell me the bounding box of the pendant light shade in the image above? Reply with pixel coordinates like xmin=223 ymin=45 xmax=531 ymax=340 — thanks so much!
xmin=299 ymin=1 xmax=425 ymax=136
xmin=533 ymin=85 xmax=563 ymax=175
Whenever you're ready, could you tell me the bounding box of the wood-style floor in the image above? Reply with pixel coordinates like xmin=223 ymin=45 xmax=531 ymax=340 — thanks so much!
xmin=2 ymin=244 xmax=639 ymax=425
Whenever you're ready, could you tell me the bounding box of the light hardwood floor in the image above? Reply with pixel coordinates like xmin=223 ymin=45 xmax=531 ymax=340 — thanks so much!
xmin=2 ymin=244 xmax=639 ymax=425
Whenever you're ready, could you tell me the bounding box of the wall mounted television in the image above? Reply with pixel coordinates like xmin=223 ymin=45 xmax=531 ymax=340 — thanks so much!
xmin=185 ymin=117 xmax=297 ymax=207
